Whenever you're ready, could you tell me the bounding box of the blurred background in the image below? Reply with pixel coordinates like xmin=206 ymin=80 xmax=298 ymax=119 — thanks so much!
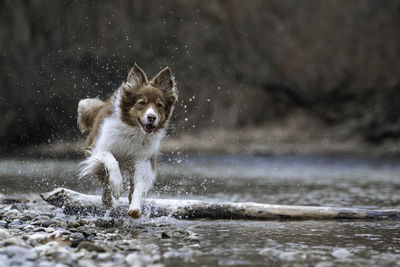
xmin=1 ymin=0 xmax=400 ymax=156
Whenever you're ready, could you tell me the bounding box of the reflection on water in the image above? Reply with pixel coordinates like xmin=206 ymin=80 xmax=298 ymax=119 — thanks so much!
xmin=152 ymin=219 xmax=400 ymax=266
xmin=0 ymin=155 xmax=400 ymax=265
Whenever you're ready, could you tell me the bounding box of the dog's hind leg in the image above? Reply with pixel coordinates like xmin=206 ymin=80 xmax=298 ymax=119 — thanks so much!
xmin=79 ymin=151 xmax=123 ymax=208
xmin=122 ymin=165 xmax=135 ymax=205
xmin=128 ymin=177 xmax=134 ymax=205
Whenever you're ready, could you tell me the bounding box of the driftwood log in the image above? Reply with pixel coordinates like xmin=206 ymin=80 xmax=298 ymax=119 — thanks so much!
xmin=41 ymin=188 xmax=400 ymax=220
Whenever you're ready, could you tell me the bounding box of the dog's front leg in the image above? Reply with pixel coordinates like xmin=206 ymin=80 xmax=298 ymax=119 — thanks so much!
xmin=127 ymin=160 xmax=155 ymax=218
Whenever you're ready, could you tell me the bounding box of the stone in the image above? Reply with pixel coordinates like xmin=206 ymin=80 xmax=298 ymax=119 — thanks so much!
xmin=70 ymin=232 xmax=85 ymax=248
xmin=41 ymin=221 xmax=53 ymax=228
xmin=34 ymin=241 xmax=61 ymax=256
xmin=0 ymin=245 xmax=38 ymax=260
xmin=259 ymin=248 xmax=281 ymax=258
xmin=28 ymin=232 xmax=50 ymax=245
xmin=0 ymin=229 xmax=11 ymax=240
xmin=21 ymin=215 xmax=33 ymax=221
xmin=8 ymin=259 xmax=35 ymax=267
xmin=45 ymin=227 xmax=56 ymax=233
xmin=278 ymin=251 xmax=307 ymax=261
xmin=77 ymin=219 xmax=87 ymax=226
xmin=78 ymin=258 xmax=98 ymax=267
xmin=23 ymin=224 xmax=35 ymax=232
xmin=315 ymin=262 xmax=336 ymax=267
xmin=77 ymin=241 xmax=107 ymax=253
xmin=68 ymin=221 xmax=80 ymax=228
xmin=36 ymin=216 xmax=50 ymax=221
xmin=332 ymin=248 xmax=353 ymax=258
xmin=37 ymin=262 xmax=55 ymax=267
xmin=4 ymin=237 xmax=28 ymax=247
xmin=125 ymin=253 xmax=144 ymax=266
xmin=3 ymin=209 xmax=19 ymax=217
xmin=8 ymin=219 xmax=23 ymax=228
xmin=50 ymin=249 xmax=74 ymax=262
xmin=96 ymin=252 xmax=113 ymax=261
xmin=161 ymin=232 xmax=171 ymax=239
xmin=95 ymin=218 xmax=115 ymax=228
xmin=112 ymin=252 xmax=126 ymax=264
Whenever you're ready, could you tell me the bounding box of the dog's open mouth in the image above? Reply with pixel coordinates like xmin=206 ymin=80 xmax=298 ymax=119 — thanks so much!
xmin=139 ymin=120 xmax=156 ymax=134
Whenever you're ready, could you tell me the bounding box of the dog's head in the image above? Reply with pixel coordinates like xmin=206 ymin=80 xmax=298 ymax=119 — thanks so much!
xmin=119 ymin=64 xmax=178 ymax=134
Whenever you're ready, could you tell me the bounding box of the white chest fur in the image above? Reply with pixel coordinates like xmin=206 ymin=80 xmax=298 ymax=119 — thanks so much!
xmin=93 ymin=115 xmax=164 ymax=162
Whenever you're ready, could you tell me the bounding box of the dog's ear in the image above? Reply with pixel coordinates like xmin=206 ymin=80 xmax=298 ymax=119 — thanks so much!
xmin=151 ymin=67 xmax=176 ymax=92
xmin=151 ymin=67 xmax=178 ymax=104
xmin=152 ymin=67 xmax=178 ymax=104
xmin=125 ymin=63 xmax=148 ymax=88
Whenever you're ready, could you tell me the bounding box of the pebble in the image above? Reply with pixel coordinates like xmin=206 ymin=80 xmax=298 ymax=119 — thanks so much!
xmin=68 ymin=221 xmax=80 ymax=228
xmin=21 ymin=215 xmax=33 ymax=221
xmin=278 ymin=251 xmax=307 ymax=261
xmin=41 ymin=221 xmax=53 ymax=228
xmin=160 ymin=229 xmax=191 ymax=239
xmin=77 ymin=241 xmax=107 ymax=253
xmin=50 ymin=249 xmax=74 ymax=263
xmin=77 ymin=219 xmax=87 ymax=226
xmin=28 ymin=232 xmax=51 ymax=244
xmin=23 ymin=224 xmax=35 ymax=232
xmin=315 ymin=262 xmax=336 ymax=267
xmin=0 ymin=228 xmax=11 ymax=240
xmin=3 ymin=237 xmax=28 ymax=247
xmin=0 ymin=245 xmax=38 ymax=260
xmin=332 ymin=248 xmax=353 ymax=258
xmin=78 ymin=258 xmax=98 ymax=267
xmin=8 ymin=219 xmax=23 ymax=228
xmin=70 ymin=232 xmax=85 ymax=248
xmin=36 ymin=216 xmax=50 ymax=221
xmin=96 ymin=252 xmax=113 ymax=261
xmin=96 ymin=218 xmax=124 ymax=228
xmin=125 ymin=252 xmax=144 ymax=266
xmin=3 ymin=209 xmax=20 ymax=217
xmin=45 ymin=227 xmax=55 ymax=233
xmin=259 ymin=247 xmax=281 ymax=258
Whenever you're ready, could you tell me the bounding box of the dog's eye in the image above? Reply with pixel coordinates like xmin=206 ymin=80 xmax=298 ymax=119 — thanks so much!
xmin=137 ymin=100 xmax=146 ymax=105
xmin=157 ymin=103 xmax=164 ymax=108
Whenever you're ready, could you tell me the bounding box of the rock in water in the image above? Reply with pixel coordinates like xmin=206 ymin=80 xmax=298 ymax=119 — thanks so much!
xmin=278 ymin=251 xmax=307 ymax=261
xmin=332 ymin=248 xmax=353 ymax=258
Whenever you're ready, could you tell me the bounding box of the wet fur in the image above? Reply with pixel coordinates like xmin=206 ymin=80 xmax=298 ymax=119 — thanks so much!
xmin=77 ymin=64 xmax=177 ymax=218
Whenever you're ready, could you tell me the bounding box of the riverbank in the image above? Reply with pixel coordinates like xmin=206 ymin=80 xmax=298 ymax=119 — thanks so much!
xmin=7 ymin=122 xmax=400 ymax=159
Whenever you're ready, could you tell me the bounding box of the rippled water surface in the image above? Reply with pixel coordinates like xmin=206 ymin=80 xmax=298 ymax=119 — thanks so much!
xmin=1 ymin=155 xmax=400 ymax=266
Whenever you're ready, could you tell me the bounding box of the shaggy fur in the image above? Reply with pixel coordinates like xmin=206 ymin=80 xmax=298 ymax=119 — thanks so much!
xmin=77 ymin=64 xmax=177 ymax=218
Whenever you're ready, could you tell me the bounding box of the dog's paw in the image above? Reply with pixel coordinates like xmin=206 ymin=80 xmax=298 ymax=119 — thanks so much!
xmin=110 ymin=173 xmax=123 ymax=200
xmin=127 ymin=209 xmax=141 ymax=219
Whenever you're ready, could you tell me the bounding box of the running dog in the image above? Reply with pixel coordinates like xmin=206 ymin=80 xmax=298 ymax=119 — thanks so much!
xmin=77 ymin=64 xmax=177 ymax=218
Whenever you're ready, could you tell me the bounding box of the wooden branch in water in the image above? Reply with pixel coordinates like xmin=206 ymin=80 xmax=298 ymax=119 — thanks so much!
xmin=41 ymin=188 xmax=400 ymax=220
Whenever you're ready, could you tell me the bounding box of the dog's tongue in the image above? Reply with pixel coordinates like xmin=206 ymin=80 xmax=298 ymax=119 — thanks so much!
xmin=144 ymin=124 xmax=155 ymax=133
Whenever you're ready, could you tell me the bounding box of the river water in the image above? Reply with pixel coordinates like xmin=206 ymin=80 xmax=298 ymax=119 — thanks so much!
xmin=0 ymin=154 xmax=400 ymax=266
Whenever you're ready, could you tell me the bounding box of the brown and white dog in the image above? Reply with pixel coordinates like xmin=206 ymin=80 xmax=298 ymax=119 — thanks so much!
xmin=77 ymin=64 xmax=177 ymax=218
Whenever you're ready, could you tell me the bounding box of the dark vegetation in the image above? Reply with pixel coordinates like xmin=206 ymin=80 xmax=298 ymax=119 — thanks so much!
xmin=1 ymin=0 xmax=399 ymax=151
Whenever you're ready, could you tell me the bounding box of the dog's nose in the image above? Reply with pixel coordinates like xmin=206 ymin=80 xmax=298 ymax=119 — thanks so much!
xmin=147 ymin=114 xmax=156 ymax=123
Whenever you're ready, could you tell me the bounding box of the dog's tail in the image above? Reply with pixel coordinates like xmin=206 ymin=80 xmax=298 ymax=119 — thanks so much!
xmin=77 ymin=98 xmax=104 ymax=133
